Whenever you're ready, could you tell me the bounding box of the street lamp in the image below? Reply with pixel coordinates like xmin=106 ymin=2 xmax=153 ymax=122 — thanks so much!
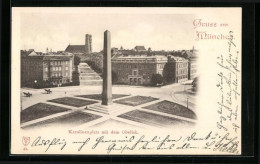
xmin=187 ymin=96 xmax=189 ymax=109
xmin=34 ymin=80 xmax=37 ymax=88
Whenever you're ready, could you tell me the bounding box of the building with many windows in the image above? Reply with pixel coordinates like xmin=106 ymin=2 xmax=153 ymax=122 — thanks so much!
xmin=112 ymin=55 xmax=168 ymax=85
xmin=166 ymin=56 xmax=189 ymax=83
xmin=111 ymin=54 xmax=190 ymax=85
xmin=188 ymin=57 xmax=197 ymax=80
xmin=21 ymin=50 xmax=74 ymax=87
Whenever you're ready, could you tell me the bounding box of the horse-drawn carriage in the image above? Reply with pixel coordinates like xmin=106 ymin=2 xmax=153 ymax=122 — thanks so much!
xmin=44 ymin=89 xmax=52 ymax=94
xmin=23 ymin=92 xmax=32 ymax=97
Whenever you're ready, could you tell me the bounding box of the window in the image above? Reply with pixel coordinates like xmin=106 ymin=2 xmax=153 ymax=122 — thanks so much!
xmin=59 ymin=67 xmax=62 ymax=71
xmin=50 ymin=61 xmax=53 ymax=65
xmin=45 ymin=67 xmax=48 ymax=72
xmin=65 ymin=66 xmax=68 ymax=71
xmin=66 ymin=61 xmax=68 ymax=64
xmin=55 ymin=61 xmax=57 ymax=65
xmin=65 ymin=72 xmax=68 ymax=77
xmin=53 ymin=67 xmax=55 ymax=71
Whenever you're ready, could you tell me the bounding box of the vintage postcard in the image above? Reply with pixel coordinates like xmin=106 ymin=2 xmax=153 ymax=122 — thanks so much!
xmin=11 ymin=7 xmax=241 ymax=155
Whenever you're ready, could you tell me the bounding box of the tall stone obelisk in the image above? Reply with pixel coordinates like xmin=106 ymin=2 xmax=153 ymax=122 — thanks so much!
xmin=102 ymin=30 xmax=112 ymax=105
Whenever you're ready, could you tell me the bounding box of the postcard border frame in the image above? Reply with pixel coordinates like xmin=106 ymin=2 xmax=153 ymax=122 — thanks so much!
xmin=0 ymin=0 xmax=259 ymax=163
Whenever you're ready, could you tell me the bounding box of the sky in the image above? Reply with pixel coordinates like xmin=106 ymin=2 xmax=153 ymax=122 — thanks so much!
xmin=18 ymin=8 xmax=196 ymax=52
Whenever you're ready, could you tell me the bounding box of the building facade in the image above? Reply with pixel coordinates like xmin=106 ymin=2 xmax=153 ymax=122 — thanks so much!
xmin=188 ymin=58 xmax=197 ymax=80
xmin=21 ymin=51 xmax=44 ymax=87
xmin=167 ymin=56 xmax=189 ymax=83
xmin=112 ymin=55 xmax=168 ymax=85
xmin=21 ymin=50 xmax=74 ymax=87
xmin=43 ymin=54 xmax=74 ymax=84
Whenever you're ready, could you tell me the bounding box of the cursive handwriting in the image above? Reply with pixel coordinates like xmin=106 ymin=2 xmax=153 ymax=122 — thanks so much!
xmin=29 ymin=132 xmax=240 ymax=154
xmin=216 ymin=31 xmax=240 ymax=136
xmin=31 ymin=136 xmax=67 ymax=152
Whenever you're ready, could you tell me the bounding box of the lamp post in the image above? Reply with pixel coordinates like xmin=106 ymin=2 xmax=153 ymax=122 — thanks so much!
xmin=34 ymin=80 xmax=37 ymax=88
xmin=187 ymin=96 xmax=189 ymax=109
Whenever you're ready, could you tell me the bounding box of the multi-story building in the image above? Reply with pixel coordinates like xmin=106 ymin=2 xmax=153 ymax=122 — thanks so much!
xmin=187 ymin=47 xmax=198 ymax=80
xmin=65 ymin=34 xmax=92 ymax=54
xmin=188 ymin=57 xmax=197 ymax=80
xmin=21 ymin=50 xmax=74 ymax=87
xmin=112 ymin=55 xmax=168 ymax=85
xmin=167 ymin=56 xmax=189 ymax=83
xmin=21 ymin=50 xmax=45 ymax=87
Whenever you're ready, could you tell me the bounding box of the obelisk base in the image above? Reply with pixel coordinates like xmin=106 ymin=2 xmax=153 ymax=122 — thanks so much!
xmin=101 ymin=98 xmax=113 ymax=105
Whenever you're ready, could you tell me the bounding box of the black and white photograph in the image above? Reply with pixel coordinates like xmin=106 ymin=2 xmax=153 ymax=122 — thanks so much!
xmin=11 ymin=7 xmax=242 ymax=155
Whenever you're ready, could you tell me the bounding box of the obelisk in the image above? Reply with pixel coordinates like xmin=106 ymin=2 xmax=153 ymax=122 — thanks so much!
xmin=102 ymin=30 xmax=112 ymax=105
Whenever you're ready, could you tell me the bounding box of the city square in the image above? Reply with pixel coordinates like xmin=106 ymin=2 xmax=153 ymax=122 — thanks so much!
xmin=20 ymin=27 xmax=198 ymax=131
xmin=9 ymin=6 xmax=244 ymax=156
xmin=21 ymin=81 xmax=197 ymax=130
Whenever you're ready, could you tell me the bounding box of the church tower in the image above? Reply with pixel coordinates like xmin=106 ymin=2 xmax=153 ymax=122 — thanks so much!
xmin=85 ymin=34 xmax=92 ymax=54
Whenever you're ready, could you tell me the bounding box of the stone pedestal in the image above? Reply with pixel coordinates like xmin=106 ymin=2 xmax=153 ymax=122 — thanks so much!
xmin=102 ymin=30 xmax=112 ymax=105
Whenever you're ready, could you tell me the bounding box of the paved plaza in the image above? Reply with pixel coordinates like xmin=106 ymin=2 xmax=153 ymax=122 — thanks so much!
xmin=20 ymin=83 xmax=197 ymax=130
